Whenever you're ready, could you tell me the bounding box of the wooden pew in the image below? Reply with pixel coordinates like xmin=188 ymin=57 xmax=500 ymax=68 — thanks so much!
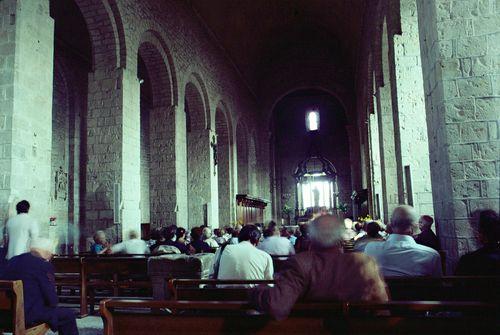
xmin=168 ymin=279 xmax=274 ymax=301
xmin=82 ymin=257 xmax=151 ymax=315
xmin=52 ymin=256 xmax=83 ymax=314
xmin=169 ymin=277 xmax=500 ymax=303
xmin=0 ymin=280 xmax=50 ymax=335
xmin=100 ymin=299 xmax=499 ymax=335
xmin=386 ymin=276 xmax=500 ymax=302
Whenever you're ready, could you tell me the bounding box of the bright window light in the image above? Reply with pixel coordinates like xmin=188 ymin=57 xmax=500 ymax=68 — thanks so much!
xmin=302 ymin=180 xmax=331 ymax=208
xmin=306 ymin=110 xmax=320 ymax=131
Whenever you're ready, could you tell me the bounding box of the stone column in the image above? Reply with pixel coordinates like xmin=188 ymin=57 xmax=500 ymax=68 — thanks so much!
xmin=85 ymin=67 xmax=141 ymax=242
xmin=174 ymin=104 xmax=188 ymax=228
xmin=393 ymin=0 xmax=434 ymax=216
xmin=417 ymin=0 xmax=499 ymax=270
xmin=0 ymin=0 xmax=54 ymax=234
xmin=149 ymin=105 xmax=177 ymax=227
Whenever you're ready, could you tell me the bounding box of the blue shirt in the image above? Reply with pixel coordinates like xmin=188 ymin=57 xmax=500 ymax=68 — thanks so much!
xmin=364 ymin=234 xmax=442 ymax=277
xmin=90 ymin=243 xmax=105 ymax=254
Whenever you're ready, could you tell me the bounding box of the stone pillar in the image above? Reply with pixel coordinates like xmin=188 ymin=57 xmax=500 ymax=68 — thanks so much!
xmin=174 ymin=104 xmax=188 ymax=228
xmin=0 ymin=0 xmax=54 ymax=234
xmin=375 ymin=85 xmax=400 ymax=223
xmin=209 ymin=128 xmax=219 ymax=228
xmin=85 ymin=67 xmax=141 ymax=242
xmin=393 ymin=0 xmax=434 ymax=216
xmin=149 ymin=105 xmax=177 ymax=227
xmin=417 ymin=0 xmax=499 ymax=270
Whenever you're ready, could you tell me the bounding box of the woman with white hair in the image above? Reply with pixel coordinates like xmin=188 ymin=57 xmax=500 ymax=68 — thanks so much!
xmin=1 ymin=238 xmax=78 ymax=334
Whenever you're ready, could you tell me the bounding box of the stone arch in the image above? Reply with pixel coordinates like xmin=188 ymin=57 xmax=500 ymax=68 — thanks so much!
xmin=215 ymin=102 xmax=234 ymax=226
xmin=73 ymin=0 xmax=125 ymax=70
xmin=137 ymin=31 xmax=177 ymax=228
xmin=266 ymin=85 xmax=351 ymax=127
xmin=185 ymin=77 xmax=211 ymax=227
xmin=236 ymin=121 xmax=250 ymax=195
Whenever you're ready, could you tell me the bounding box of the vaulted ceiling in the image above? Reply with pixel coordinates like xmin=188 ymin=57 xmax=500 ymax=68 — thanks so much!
xmin=190 ymin=0 xmax=367 ymax=98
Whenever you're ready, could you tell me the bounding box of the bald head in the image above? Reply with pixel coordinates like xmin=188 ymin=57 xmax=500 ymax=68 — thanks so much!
xmin=309 ymin=214 xmax=344 ymax=249
xmin=390 ymin=205 xmax=419 ymax=235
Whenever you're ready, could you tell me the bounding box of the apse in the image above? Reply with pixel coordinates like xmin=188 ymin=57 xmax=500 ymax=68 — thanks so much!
xmin=271 ymin=89 xmax=352 ymax=222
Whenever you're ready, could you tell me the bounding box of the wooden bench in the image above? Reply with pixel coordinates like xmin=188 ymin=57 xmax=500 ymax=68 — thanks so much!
xmin=52 ymin=256 xmax=84 ymax=315
xmin=52 ymin=255 xmax=153 ymax=317
xmin=82 ymin=257 xmax=151 ymax=315
xmin=168 ymin=279 xmax=274 ymax=301
xmin=169 ymin=277 xmax=500 ymax=303
xmin=100 ymin=299 xmax=499 ymax=335
xmin=386 ymin=276 xmax=500 ymax=301
xmin=0 ymin=280 xmax=50 ymax=335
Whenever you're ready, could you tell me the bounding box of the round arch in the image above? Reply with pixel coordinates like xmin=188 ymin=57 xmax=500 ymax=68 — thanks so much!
xmin=74 ymin=0 xmax=125 ymax=70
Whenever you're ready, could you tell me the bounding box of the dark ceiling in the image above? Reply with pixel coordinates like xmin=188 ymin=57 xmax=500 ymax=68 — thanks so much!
xmin=190 ymin=0 xmax=367 ymax=96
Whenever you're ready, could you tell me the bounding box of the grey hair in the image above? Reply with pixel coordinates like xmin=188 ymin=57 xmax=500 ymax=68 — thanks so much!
xmin=309 ymin=214 xmax=344 ymax=249
xmin=93 ymin=230 xmax=106 ymax=239
xmin=202 ymin=227 xmax=212 ymax=239
xmin=390 ymin=205 xmax=418 ymax=233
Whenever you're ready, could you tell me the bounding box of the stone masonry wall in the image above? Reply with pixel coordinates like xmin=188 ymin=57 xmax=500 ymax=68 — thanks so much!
xmin=417 ymin=0 xmax=499 ymax=270
xmin=392 ymin=0 xmax=435 ymax=217
xmin=0 ymin=0 xmax=54 ymax=239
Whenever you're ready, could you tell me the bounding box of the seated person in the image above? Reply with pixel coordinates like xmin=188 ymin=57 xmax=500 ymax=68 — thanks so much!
xmin=111 ymin=230 xmax=150 ymax=255
xmin=365 ymin=205 xmax=442 ymax=277
xmin=213 ymin=228 xmax=226 ymax=245
xmin=176 ymin=227 xmax=187 ymax=244
xmin=456 ymin=209 xmax=499 ymax=275
xmin=258 ymin=225 xmax=295 ymax=256
xmin=250 ymin=215 xmax=388 ymax=320
xmin=150 ymin=227 xmax=167 ymax=252
xmin=202 ymin=227 xmax=219 ymax=248
xmin=188 ymin=227 xmax=212 ymax=253
xmin=1 ymin=238 xmax=78 ymax=334
xmin=294 ymin=224 xmax=311 ymax=253
xmin=214 ymin=225 xmax=273 ymax=281
xmin=90 ymin=230 xmax=110 ymax=254
xmin=353 ymin=221 xmax=384 ymax=252
xmin=415 ymin=215 xmax=440 ymax=251
xmin=229 ymin=226 xmax=240 ymax=245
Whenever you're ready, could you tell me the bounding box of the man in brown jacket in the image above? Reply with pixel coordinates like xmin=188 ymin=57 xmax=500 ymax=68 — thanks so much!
xmin=250 ymin=214 xmax=388 ymax=320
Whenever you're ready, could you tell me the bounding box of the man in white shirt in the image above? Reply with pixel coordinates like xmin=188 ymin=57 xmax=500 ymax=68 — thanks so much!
xmin=6 ymin=200 xmax=39 ymax=260
xmin=258 ymin=226 xmax=295 ymax=256
xmin=365 ymin=205 xmax=442 ymax=277
xmin=111 ymin=230 xmax=150 ymax=255
xmin=215 ymin=225 xmax=274 ymax=281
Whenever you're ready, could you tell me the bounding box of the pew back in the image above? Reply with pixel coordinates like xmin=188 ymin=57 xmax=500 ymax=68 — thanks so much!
xmin=100 ymin=299 xmax=499 ymax=335
xmin=0 ymin=280 xmax=50 ymax=335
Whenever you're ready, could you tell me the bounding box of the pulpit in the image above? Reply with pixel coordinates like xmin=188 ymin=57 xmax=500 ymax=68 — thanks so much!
xmin=236 ymin=195 xmax=268 ymax=225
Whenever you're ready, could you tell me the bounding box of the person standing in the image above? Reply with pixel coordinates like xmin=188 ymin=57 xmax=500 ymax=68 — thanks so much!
xmin=5 ymin=200 xmax=39 ymax=260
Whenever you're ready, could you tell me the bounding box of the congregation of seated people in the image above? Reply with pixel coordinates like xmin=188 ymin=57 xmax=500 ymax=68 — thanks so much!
xmin=0 ymin=198 xmax=499 ymax=334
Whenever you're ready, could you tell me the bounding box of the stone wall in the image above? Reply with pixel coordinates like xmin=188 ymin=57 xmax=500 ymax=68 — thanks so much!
xmin=0 ymin=0 xmax=54 ymax=240
xmin=392 ymin=0 xmax=434 ymax=217
xmin=416 ymin=0 xmax=500 ymax=269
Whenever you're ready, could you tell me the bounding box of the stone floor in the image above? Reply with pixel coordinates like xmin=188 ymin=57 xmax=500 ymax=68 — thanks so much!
xmin=46 ymin=315 xmax=103 ymax=335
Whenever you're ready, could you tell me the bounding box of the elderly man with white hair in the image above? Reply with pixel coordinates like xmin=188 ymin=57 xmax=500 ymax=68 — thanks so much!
xmin=365 ymin=205 xmax=442 ymax=277
xmin=250 ymin=214 xmax=388 ymax=320
xmin=1 ymin=237 xmax=78 ymax=334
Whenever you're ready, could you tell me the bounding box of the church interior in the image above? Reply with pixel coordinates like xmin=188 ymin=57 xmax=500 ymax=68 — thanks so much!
xmin=0 ymin=0 xmax=499 ymax=334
